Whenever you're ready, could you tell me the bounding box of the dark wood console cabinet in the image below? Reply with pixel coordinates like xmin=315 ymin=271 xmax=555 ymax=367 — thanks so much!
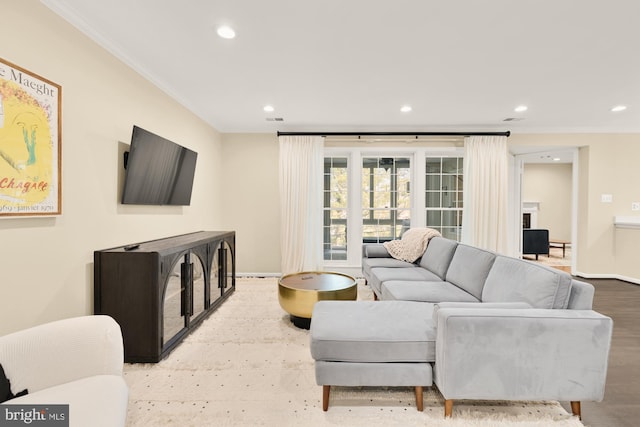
xmin=94 ymin=231 xmax=235 ymax=362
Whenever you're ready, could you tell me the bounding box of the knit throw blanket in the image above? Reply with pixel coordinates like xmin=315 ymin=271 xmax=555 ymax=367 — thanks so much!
xmin=383 ymin=227 xmax=442 ymax=263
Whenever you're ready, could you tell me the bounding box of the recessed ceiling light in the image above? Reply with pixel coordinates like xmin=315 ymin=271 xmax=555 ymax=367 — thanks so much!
xmin=216 ymin=25 xmax=236 ymax=39
xmin=400 ymin=105 xmax=412 ymax=113
xmin=514 ymin=105 xmax=528 ymax=112
xmin=553 ymin=157 xmax=561 ymax=162
xmin=611 ymin=105 xmax=627 ymax=112
xmin=263 ymin=105 xmax=275 ymax=112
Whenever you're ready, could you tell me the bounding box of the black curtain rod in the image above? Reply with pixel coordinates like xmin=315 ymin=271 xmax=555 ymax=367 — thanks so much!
xmin=277 ymin=131 xmax=510 ymax=137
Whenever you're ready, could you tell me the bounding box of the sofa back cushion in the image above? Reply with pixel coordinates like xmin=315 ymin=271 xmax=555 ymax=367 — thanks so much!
xmin=419 ymin=237 xmax=458 ymax=279
xmin=445 ymin=244 xmax=496 ymax=299
xmin=482 ymin=256 xmax=573 ymax=309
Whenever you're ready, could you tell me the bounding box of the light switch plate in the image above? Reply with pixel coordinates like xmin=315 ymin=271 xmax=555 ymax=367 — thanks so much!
xmin=632 ymin=202 xmax=640 ymax=211
xmin=601 ymin=194 xmax=613 ymax=203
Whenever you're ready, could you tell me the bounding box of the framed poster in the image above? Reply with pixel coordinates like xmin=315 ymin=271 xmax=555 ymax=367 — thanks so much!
xmin=0 ymin=57 xmax=61 ymax=216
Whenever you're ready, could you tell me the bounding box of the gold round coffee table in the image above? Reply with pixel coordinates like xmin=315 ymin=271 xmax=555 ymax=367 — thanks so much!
xmin=278 ymin=271 xmax=357 ymax=329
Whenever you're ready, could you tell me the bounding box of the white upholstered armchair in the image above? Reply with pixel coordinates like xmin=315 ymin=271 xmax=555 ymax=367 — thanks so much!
xmin=0 ymin=315 xmax=129 ymax=426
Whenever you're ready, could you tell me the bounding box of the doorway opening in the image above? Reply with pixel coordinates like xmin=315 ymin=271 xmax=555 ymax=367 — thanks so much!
xmin=512 ymin=148 xmax=577 ymax=274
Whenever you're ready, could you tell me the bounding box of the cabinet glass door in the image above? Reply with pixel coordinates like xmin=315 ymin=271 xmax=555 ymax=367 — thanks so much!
xmin=208 ymin=242 xmax=222 ymax=307
xmin=163 ymin=255 xmax=187 ymax=346
xmin=190 ymin=253 xmax=206 ymax=322
xmin=221 ymin=240 xmax=235 ymax=297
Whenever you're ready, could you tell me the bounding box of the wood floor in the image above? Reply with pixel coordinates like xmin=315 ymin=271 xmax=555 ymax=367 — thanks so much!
xmin=560 ymin=278 xmax=640 ymax=427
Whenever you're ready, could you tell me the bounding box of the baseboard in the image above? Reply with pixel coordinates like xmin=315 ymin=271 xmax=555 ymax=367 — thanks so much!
xmin=236 ymin=272 xmax=281 ymax=278
xmin=237 ymin=270 xmax=366 ymax=280
xmin=575 ymin=272 xmax=640 ymax=286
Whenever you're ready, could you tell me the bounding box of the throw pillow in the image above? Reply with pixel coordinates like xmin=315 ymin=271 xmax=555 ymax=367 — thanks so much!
xmin=0 ymin=363 xmax=28 ymax=403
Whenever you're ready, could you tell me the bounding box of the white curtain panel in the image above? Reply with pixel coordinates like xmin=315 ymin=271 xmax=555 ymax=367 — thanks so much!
xmin=278 ymin=135 xmax=324 ymax=275
xmin=461 ymin=135 xmax=509 ymax=253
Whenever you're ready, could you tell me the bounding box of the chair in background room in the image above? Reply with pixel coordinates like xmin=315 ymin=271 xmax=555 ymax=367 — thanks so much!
xmin=523 ymin=229 xmax=550 ymax=260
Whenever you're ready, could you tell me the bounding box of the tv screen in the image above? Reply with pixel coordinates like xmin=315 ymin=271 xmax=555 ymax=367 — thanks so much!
xmin=121 ymin=126 xmax=198 ymax=205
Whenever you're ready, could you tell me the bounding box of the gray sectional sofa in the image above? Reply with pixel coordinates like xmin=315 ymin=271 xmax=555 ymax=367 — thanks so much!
xmin=363 ymin=236 xmax=587 ymax=308
xmin=310 ymin=236 xmax=613 ymax=418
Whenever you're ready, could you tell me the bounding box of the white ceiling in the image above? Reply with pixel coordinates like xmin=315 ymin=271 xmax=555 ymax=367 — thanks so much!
xmin=43 ymin=0 xmax=640 ymax=134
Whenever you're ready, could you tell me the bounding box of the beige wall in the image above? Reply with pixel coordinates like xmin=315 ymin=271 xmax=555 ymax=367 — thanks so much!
xmin=581 ymin=135 xmax=640 ymax=280
xmin=0 ymin=2 xmax=224 ymax=335
xmin=522 ymin=163 xmax=572 ymax=241
xmin=220 ymin=134 xmax=281 ymax=274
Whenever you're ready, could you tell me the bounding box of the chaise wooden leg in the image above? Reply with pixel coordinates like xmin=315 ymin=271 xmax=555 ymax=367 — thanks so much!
xmin=570 ymin=401 xmax=581 ymax=419
xmin=322 ymin=385 xmax=330 ymax=411
xmin=444 ymin=399 xmax=454 ymax=417
xmin=415 ymin=386 xmax=424 ymax=411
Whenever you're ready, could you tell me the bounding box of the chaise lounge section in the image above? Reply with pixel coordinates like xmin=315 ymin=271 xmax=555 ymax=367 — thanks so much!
xmin=311 ymin=300 xmax=435 ymax=411
xmin=310 ymin=236 xmax=613 ymax=418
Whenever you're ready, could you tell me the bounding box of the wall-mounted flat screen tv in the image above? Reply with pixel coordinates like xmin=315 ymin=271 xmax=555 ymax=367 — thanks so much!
xmin=121 ymin=125 xmax=198 ymax=205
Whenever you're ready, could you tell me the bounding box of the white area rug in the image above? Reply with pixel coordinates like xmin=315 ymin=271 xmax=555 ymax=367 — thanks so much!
xmin=124 ymin=277 xmax=583 ymax=427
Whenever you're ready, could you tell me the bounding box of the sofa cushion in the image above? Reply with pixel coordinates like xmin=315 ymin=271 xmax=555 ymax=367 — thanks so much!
xmin=445 ymin=244 xmax=496 ymax=300
xmin=482 ymin=256 xmax=573 ymax=309
xmin=419 ymin=237 xmax=458 ymax=279
xmin=372 ymin=267 xmax=442 ymax=284
xmin=362 ymin=243 xmax=418 ymax=284
xmin=362 ymin=257 xmax=417 ymax=281
xmin=369 ymin=267 xmax=442 ymax=295
xmin=310 ymin=301 xmax=436 ymax=363
xmin=381 ymin=281 xmax=479 ymax=303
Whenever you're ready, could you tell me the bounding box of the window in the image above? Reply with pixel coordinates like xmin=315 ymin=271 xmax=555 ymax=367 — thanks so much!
xmin=322 ymin=149 xmax=464 ymax=267
xmin=425 ymin=157 xmax=463 ymax=241
xmin=362 ymin=157 xmax=411 ymax=243
xmin=323 ymin=157 xmax=348 ymax=260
